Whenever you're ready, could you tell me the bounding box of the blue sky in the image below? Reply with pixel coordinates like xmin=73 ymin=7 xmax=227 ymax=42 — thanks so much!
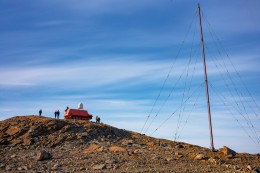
xmin=1 ymin=0 xmax=260 ymax=153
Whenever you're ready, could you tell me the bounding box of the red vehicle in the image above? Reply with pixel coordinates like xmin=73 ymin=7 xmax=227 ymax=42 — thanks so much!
xmin=64 ymin=103 xmax=93 ymax=120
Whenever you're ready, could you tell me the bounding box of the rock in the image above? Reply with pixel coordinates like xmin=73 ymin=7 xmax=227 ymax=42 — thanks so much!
xmin=108 ymin=146 xmax=126 ymax=152
xmin=208 ymin=157 xmax=217 ymax=164
xmin=79 ymin=167 xmax=85 ymax=171
xmin=133 ymin=149 xmax=143 ymax=154
xmin=176 ymin=144 xmax=184 ymax=149
xmin=105 ymin=159 xmax=116 ymax=164
xmin=226 ymin=154 xmax=233 ymax=159
xmin=121 ymin=140 xmax=133 ymax=146
xmin=0 ymin=163 xmax=5 ymax=168
xmin=233 ymin=165 xmax=240 ymax=170
xmin=219 ymin=146 xmax=236 ymax=156
xmin=93 ymin=164 xmax=106 ymax=170
xmin=23 ymin=138 xmax=33 ymax=145
xmin=76 ymin=134 xmax=83 ymax=139
xmin=160 ymin=143 xmax=167 ymax=147
xmin=10 ymin=154 xmax=16 ymax=158
xmin=128 ymin=150 xmax=134 ymax=156
xmin=22 ymin=166 xmax=28 ymax=170
xmin=165 ymin=157 xmax=174 ymax=162
xmin=52 ymin=163 xmax=61 ymax=170
xmin=106 ymin=164 xmax=112 ymax=169
xmin=247 ymin=165 xmax=252 ymax=171
xmin=225 ymin=164 xmax=231 ymax=168
xmin=146 ymin=142 xmax=156 ymax=147
xmin=107 ymin=135 xmax=112 ymax=139
xmin=165 ymin=150 xmax=172 ymax=155
xmin=253 ymin=167 xmax=260 ymax=173
xmin=188 ymin=152 xmax=196 ymax=158
xmin=96 ymin=146 xmax=104 ymax=152
xmin=36 ymin=150 xmax=52 ymax=161
xmin=175 ymin=152 xmax=183 ymax=158
xmin=132 ymin=144 xmax=141 ymax=147
xmin=81 ymin=132 xmax=88 ymax=137
xmin=152 ymin=155 xmax=160 ymax=160
xmin=82 ymin=144 xmax=103 ymax=154
xmin=6 ymin=164 xmax=15 ymax=171
xmin=113 ymin=164 xmax=119 ymax=170
xmin=6 ymin=126 xmax=21 ymax=136
xmin=194 ymin=154 xmax=205 ymax=160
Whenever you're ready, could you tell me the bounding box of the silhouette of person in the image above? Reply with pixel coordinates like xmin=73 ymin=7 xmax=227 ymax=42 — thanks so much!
xmin=57 ymin=110 xmax=60 ymax=119
xmin=54 ymin=111 xmax=57 ymax=119
xmin=39 ymin=109 xmax=42 ymax=116
xmin=96 ymin=116 xmax=101 ymax=123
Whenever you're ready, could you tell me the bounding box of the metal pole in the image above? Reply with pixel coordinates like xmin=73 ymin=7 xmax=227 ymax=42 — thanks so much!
xmin=197 ymin=3 xmax=215 ymax=151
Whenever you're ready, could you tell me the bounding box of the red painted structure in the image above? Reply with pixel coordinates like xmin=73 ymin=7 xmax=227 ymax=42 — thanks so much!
xmin=64 ymin=109 xmax=93 ymax=120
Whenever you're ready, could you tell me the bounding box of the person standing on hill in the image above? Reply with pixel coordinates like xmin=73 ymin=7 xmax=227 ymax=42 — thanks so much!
xmin=65 ymin=106 xmax=69 ymax=112
xmin=54 ymin=111 xmax=57 ymax=119
xmin=39 ymin=109 xmax=42 ymax=116
xmin=96 ymin=116 xmax=101 ymax=123
xmin=57 ymin=110 xmax=60 ymax=119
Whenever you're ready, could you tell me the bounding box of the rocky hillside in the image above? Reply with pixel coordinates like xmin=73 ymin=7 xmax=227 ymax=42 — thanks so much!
xmin=0 ymin=115 xmax=259 ymax=172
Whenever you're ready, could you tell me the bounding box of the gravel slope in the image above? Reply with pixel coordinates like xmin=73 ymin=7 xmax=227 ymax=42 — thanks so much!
xmin=0 ymin=115 xmax=259 ymax=172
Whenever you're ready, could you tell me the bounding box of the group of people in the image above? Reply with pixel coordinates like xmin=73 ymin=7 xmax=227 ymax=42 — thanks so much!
xmin=38 ymin=109 xmax=60 ymax=119
xmin=54 ymin=110 xmax=60 ymax=119
xmin=38 ymin=108 xmax=101 ymax=123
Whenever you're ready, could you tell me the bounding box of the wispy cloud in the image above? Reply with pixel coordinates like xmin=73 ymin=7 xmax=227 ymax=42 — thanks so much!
xmin=0 ymin=59 xmax=168 ymax=87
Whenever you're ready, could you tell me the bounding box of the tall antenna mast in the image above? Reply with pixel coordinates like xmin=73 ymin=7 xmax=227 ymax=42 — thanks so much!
xmin=197 ymin=3 xmax=215 ymax=151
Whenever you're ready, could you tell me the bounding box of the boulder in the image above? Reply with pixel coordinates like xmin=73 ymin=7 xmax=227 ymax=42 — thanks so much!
xmin=36 ymin=150 xmax=52 ymax=161
xmin=219 ymin=146 xmax=236 ymax=156
xmin=6 ymin=126 xmax=21 ymax=136
xmin=194 ymin=154 xmax=205 ymax=160
xmin=208 ymin=157 xmax=217 ymax=164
